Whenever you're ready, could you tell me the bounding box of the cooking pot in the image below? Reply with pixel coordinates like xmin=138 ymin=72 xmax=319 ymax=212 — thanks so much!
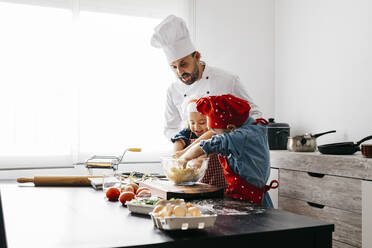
xmin=287 ymin=130 xmax=336 ymax=152
xmin=318 ymin=135 xmax=372 ymax=155
xmin=267 ymin=118 xmax=290 ymax=150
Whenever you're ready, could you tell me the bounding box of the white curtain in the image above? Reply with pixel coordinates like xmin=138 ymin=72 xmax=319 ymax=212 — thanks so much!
xmin=0 ymin=0 xmax=193 ymax=169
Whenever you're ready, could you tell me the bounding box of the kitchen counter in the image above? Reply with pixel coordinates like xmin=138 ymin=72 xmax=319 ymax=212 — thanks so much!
xmin=0 ymin=183 xmax=333 ymax=248
xmin=270 ymin=150 xmax=372 ymax=180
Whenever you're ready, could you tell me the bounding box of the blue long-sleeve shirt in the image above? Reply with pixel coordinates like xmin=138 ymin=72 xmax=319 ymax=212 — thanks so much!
xmin=200 ymin=116 xmax=273 ymax=208
xmin=170 ymin=128 xmax=198 ymax=148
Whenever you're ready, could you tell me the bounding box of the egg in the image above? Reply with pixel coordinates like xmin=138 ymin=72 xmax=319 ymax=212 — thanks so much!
xmin=155 ymin=199 xmax=168 ymax=206
xmin=187 ymin=207 xmax=201 ymax=216
xmin=172 ymin=199 xmax=185 ymax=205
xmin=173 ymin=205 xmax=187 ymax=217
xmin=153 ymin=205 xmax=164 ymax=214
xmin=163 ymin=206 xmax=173 ymax=217
xmin=186 ymin=203 xmax=193 ymax=208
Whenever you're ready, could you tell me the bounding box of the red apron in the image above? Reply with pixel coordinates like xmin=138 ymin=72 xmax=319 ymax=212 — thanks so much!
xmin=217 ymin=117 xmax=278 ymax=205
xmin=218 ymin=156 xmax=278 ymax=205
xmin=190 ymin=138 xmax=227 ymax=189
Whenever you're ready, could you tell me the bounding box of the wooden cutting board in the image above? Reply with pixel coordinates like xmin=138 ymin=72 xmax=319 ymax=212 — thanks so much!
xmin=139 ymin=180 xmax=224 ymax=200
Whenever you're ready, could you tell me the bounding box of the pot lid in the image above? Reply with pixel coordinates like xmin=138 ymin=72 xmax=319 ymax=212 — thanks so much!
xmin=268 ymin=118 xmax=290 ymax=128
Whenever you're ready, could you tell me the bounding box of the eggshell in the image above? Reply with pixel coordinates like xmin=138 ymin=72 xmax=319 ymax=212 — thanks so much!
xmin=136 ymin=190 xmax=151 ymax=197
xmin=186 ymin=203 xmax=193 ymax=208
xmin=153 ymin=205 xmax=164 ymax=214
xmin=187 ymin=207 xmax=201 ymax=216
xmin=172 ymin=199 xmax=185 ymax=205
xmin=173 ymin=205 xmax=187 ymax=217
xmin=155 ymin=199 xmax=168 ymax=206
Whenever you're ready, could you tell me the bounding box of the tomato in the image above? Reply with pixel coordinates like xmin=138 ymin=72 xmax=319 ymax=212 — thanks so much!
xmin=119 ymin=192 xmax=135 ymax=205
xmin=127 ymin=183 xmax=139 ymax=193
xmin=105 ymin=187 xmax=120 ymax=201
xmin=136 ymin=187 xmax=150 ymax=195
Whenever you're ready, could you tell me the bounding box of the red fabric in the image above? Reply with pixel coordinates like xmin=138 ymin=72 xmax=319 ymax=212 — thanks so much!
xmin=196 ymin=94 xmax=251 ymax=129
xmin=218 ymin=155 xmax=278 ymax=205
xmin=253 ymin=118 xmax=269 ymax=125
xmin=190 ymin=138 xmax=227 ymax=189
xmin=200 ymin=154 xmax=227 ymax=189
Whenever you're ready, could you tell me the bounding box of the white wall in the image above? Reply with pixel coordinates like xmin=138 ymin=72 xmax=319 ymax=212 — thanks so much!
xmin=275 ymin=0 xmax=372 ymax=145
xmin=194 ymin=0 xmax=275 ymax=118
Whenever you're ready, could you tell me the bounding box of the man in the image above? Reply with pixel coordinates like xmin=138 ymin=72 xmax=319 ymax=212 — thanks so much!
xmin=151 ymin=15 xmax=262 ymax=140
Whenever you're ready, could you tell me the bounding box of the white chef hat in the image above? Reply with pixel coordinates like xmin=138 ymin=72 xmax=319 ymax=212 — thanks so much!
xmin=186 ymin=99 xmax=198 ymax=113
xmin=151 ymin=15 xmax=196 ymax=63
xmin=180 ymin=98 xmax=199 ymax=121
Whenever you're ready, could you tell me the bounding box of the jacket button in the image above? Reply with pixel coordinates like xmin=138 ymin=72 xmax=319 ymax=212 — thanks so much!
xmin=206 ymin=91 xmax=210 ymax=94
xmin=184 ymin=94 xmax=187 ymax=97
xmin=206 ymin=76 xmax=209 ymax=79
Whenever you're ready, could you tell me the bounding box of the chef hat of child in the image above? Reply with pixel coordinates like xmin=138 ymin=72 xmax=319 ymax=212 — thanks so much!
xmin=196 ymin=94 xmax=251 ymax=129
xmin=151 ymin=15 xmax=196 ymax=63
xmin=186 ymin=99 xmax=198 ymax=113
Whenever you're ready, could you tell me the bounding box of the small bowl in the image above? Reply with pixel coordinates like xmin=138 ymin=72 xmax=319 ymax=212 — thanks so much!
xmin=161 ymin=157 xmax=209 ymax=185
xmin=361 ymin=144 xmax=372 ymax=158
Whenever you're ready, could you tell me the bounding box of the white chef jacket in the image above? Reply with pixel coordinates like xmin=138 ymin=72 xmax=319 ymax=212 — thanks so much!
xmin=164 ymin=64 xmax=262 ymax=139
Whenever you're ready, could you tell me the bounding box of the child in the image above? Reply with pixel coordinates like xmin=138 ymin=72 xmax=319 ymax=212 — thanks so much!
xmin=179 ymin=94 xmax=278 ymax=207
xmin=171 ymin=100 xmax=227 ymax=189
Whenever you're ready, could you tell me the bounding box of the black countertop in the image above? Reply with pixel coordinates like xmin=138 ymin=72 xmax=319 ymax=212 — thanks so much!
xmin=0 ymin=183 xmax=334 ymax=248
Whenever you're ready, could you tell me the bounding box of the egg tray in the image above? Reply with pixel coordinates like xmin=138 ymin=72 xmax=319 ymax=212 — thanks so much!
xmin=150 ymin=214 xmax=217 ymax=230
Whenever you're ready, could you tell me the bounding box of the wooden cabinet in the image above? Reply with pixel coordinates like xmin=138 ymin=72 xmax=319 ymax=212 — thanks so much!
xmin=270 ymin=151 xmax=372 ymax=248
xmin=362 ymin=180 xmax=372 ymax=248
xmin=267 ymin=168 xmax=278 ymax=208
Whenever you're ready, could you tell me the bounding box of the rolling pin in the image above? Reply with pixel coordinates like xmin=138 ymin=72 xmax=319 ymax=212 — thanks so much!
xmin=16 ymin=175 xmax=102 ymax=186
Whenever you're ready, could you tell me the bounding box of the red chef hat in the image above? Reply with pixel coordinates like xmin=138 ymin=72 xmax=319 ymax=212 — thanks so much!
xmin=196 ymin=94 xmax=251 ymax=129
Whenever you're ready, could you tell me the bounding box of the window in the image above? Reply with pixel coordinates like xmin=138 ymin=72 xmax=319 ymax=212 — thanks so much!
xmin=0 ymin=0 xmax=192 ymax=169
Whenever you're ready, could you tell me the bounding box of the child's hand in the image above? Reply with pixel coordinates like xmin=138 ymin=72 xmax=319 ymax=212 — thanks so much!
xmin=187 ymin=157 xmax=203 ymax=169
xmin=176 ymin=158 xmax=188 ymax=169
xmin=172 ymin=150 xmax=185 ymax=159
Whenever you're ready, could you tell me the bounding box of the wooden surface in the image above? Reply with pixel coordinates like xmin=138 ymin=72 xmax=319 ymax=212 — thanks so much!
xmin=139 ymin=180 xmax=224 ymax=200
xmin=333 ymin=240 xmax=356 ymax=248
xmin=362 ymin=180 xmax=372 ymax=248
xmin=270 ymin=150 xmax=372 ymax=180
xmin=0 ymin=184 xmax=334 ymax=248
xmin=279 ymin=196 xmax=361 ymax=247
xmin=272 ymin=151 xmax=367 ymax=248
xmin=279 ymin=169 xmax=362 ymax=213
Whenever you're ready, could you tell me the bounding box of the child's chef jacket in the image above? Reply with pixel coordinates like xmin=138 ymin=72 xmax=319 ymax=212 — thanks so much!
xmin=200 ymin=116 xmax=273 ymax=207
xmin=164 ymin=64 xmax=262 ymax=139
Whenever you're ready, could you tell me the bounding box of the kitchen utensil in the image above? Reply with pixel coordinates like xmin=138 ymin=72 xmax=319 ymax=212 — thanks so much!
xmin=82 ymin=147 xmax=141 ymax=175
xmin=16 ymin=175 xmax=102 ymax=186
xmin=139 ymin=180 xmax=224 ymax=200
xmin=318 ymin=135 xmax=372 ymax=155
xmin=287 ymin=130 xmax=336 ymax=152
xmin=361 ymin=144 xmax=372 ymax=158
xmin=162 ymin=157 xmax=209 ymax=185
xmin=267 ymin=118 xmax=290 ymax=150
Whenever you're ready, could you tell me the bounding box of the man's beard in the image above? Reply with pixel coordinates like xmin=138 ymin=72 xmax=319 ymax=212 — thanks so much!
xmin=179 ymin=63 xmax=199 ymax=85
